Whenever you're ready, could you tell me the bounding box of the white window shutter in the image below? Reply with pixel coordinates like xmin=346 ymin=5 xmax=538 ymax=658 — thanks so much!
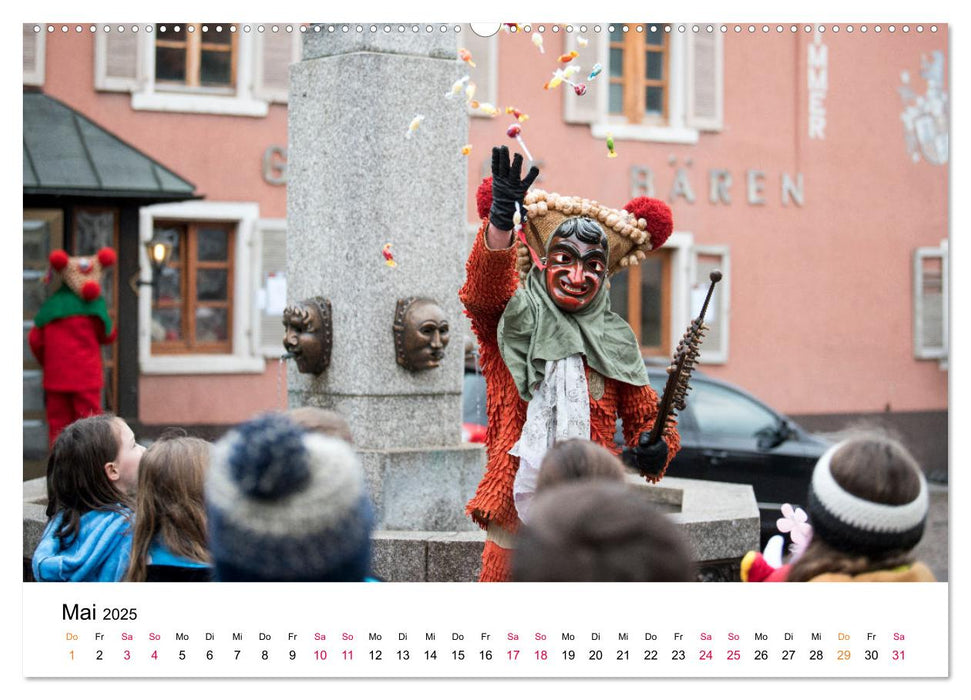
xmin=94 ymin=27 xmax=141 ymax=92
xmin=257 ymin=221 xmax=288 ymax=357
xmin=254 ymin=31 xmax=299 ymax=103
xmin=23 ymin=25 xmax=45 ymax=86
xmin=913 ymin=242 xmax=948 ymax=361
xmin=563 ymin=30 xmax=606 ymax=125
xmin=685 ymin=30 xmax=723 ymax=131
xmin=691 ymin=245 xmax=730 ymax=364
xmin=457 ymin=27 xmax=498 ymax=117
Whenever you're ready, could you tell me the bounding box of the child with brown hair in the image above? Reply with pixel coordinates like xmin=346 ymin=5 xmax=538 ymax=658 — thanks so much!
xmin=33 ymin=413 xmax=144 ymax=582
xmin=786 ymin=433 xmax=934 ymax=582
xmin=125 ymin=434 xmax=212 ymax=582
xmin=512 ymin=480 xmax=695 ymax=582
xmin=535 ymin=438 xmax=627 ymax=492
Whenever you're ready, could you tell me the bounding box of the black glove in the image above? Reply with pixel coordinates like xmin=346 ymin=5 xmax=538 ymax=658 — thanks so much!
xmin=489 ymin=145 xmax=539 ymax=231
xmin=622 ymin=431 xmax=669 ymax=478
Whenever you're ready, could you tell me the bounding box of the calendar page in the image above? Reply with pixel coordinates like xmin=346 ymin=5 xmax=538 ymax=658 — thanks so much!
xmin=15 ymin=0 xmax=961 ymax=696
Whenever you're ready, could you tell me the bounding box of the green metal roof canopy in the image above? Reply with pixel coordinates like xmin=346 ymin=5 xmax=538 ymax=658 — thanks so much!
xmin=23 ymin=92 xmax=197 ymax=200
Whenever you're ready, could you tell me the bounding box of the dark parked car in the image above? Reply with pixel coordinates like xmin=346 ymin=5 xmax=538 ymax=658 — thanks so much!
xmin=626 ymin=366 xmax=831 ymax=544
xmin=462 ymin=359 xmax=830 ymax=544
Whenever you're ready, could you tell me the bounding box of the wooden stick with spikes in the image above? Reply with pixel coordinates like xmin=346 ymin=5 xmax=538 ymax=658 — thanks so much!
xmin=645 ymin=270 xmax=722 ymax=447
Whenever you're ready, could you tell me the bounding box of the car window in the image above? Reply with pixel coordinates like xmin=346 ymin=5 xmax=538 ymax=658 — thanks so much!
xmin=690 ymin=381 xmax=778 ymax=438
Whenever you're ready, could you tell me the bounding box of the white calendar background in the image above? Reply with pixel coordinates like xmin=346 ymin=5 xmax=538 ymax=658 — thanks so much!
xmin=22 ymin=583 xmax=948 ymax=678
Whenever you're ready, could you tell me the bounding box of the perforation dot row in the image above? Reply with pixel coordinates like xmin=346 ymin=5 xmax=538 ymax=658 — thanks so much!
xmin=30 ymin=24 xmax=940 ymax=35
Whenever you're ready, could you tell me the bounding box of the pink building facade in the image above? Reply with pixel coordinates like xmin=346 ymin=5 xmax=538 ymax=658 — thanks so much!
xmin=22 ymin=23 xmax=948 ymax=477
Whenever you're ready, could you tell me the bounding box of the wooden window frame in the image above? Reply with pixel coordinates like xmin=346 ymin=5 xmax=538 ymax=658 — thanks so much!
xmin=151 ymin=220 xmax=235 ymax=355
xmin=612 ymin=249 xmax=672 ymax=358
xmin=155 ymin=23 xmax=238 ymax=91
xmin=609 ymin=26 xmax=669 ymax=125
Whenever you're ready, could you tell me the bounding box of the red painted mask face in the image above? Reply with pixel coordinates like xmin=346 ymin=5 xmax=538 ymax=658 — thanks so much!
xmin=544 ymin=234 xmax=607 ymax=313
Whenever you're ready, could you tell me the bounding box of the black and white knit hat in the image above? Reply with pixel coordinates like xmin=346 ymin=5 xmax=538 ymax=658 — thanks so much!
xmin=207 ymin=413 xmax=374 ymax=581
xmin=807 ymin=441 xmax=928 ymax=556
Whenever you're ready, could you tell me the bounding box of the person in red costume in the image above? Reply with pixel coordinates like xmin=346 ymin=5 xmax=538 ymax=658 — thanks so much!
xmin=29 ymin=248 xmax=117 ymax=446
xmin=459 ymin=146 xmax=681 ymax=581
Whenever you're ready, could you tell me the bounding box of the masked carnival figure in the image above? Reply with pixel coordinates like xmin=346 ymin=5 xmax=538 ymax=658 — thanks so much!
xmin=29 ymin=248 xmax=117 ymax=446
xmin=460 ymin=146 xmax=681 ymax=581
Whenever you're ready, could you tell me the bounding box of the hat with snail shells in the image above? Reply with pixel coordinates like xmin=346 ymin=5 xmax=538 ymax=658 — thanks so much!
xmin=474 ymin=177 xmax=674 ymax=278
xmin=521 ymin=190 xmax=673 ymax=275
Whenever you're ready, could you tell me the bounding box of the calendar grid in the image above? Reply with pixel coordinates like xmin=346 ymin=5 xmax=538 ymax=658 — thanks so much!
xmin=24 ymin=583 xmax=948 ymax=678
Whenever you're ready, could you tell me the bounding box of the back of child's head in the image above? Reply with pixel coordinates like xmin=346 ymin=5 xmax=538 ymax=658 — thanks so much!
xmin=536 ymin=439 xmax=627 ymax=492
xmin=788 ymin=433 xmax=929 ymax=582
xmin=46 ymin=413 xmax=130 ymax=545
xmin=126 ymin=432 xmax=211 ymax=582
xmin=287 ymin=406 xmax=354 ymax=444
xmin=206 ymin=412 xmax=374 ymax=582
xmin=512 ymin=481 xmax=695 ymax=582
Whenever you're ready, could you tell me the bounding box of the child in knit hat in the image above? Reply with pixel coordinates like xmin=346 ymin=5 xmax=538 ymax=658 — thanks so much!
xmin=206 ymin=412 xmax=375 ymax=582
xmin=786 ymin=433 xmax=934 ymax=582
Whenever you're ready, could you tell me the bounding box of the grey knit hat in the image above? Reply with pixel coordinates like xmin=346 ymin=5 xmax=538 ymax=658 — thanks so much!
xmin=206 ymin=413 xmax=374 ymax=581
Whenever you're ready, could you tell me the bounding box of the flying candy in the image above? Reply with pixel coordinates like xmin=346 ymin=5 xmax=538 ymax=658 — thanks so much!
xmin=445 ymin=75 xmax=470 ymax=98
xmin=588 ymin=63 xmax=603 ymax=81
xmin=382 ymin=243 xmax=397 ymax=267
xmin=544 ymin=69 xmax=565 ymax=90
xmin=506 ymin=123 xmax=534 ymax=162
xmin=563 ymin=65 xmax=580 ymax=79
xmin=461 ymin=144 xmax=473 ymax=156
xmin=465 ymin=83 xmax=477 ymax=103
xmin=578 ymin=37 xmax=589 ymax=48
xmin=532 ymin=33 xmax=544 ymax=53
xmin=573 ymin=83 xmax=587 ymax=96
xmin=606 ymin=132 xmax=618 ymax=158
xmin=406 ymin=115 xmax=424 ymax=139
xmin=558 ymin=50 xmax=579 ymax=63
xmin=474 ymin=103 xmax=500 ymax=116
xmin=505 ymin=106 xmax=530 ymax=122
xmin=458 ymin=48 xmax=476 ymax=67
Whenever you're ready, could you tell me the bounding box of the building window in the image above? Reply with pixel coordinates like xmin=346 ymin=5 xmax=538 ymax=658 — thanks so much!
xmin=96 ymin=25 xmax=272 ymax=117
xmin=608 ymin=24 xmax=668 ymax=125
xmin=563 ymin=26 xmax=722 ymax=144
xmin=609 ymin=249 xmax=672 ymax=358
xmin=139 ymin=201 xmax=262 ymax=374
xmin=151 ymin=221 xmax=235 ymax=354
xmin=155 ymin=24 xmax=237 ymax=91
xmin=607 ymin=237 xmax=729 ymax=364
xmin=914 ymin=242 xmax=948 ymax=363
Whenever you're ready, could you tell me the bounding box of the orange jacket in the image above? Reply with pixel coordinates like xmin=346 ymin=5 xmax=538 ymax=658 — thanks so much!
xmin=459 ymin=221 xmax=680 ymax=534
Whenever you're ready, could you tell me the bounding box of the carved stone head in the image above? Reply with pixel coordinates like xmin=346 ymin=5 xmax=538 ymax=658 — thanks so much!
xmin=282 ymin=297 xmax=332 ymax=375
xmin=393 ymin=297 xmax=450 ymax=371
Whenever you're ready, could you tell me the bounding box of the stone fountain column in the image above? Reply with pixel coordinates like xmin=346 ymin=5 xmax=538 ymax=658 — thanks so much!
xmin=287 ymin=26 xmax=486 ymax=580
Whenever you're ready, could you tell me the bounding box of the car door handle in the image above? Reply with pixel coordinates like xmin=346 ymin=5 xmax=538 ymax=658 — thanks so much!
xmin=702 ymin=450 xmax=729 ymax=465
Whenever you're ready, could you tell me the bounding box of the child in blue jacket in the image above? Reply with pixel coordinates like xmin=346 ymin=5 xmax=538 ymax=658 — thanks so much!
xmin=32 ymin=413 xmax=144 ymax=582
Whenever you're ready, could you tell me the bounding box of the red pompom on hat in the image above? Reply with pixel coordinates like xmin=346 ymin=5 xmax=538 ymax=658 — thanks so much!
xmin=49 ymin=249 xmax=69 ymax=271
xmin=97 ymin=247 xmax=117 ymax=268
xmin=80 ymin=280 xmax=101 ymax=302
xmin=623 ymin=196 xmax=673 ymax=251
xmin=476 ymin=177 xmax=493 ymax=220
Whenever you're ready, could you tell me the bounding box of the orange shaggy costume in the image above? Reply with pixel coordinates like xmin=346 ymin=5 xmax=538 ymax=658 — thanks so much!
xmin=459 ymin=220 xmax=680 ymax=582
